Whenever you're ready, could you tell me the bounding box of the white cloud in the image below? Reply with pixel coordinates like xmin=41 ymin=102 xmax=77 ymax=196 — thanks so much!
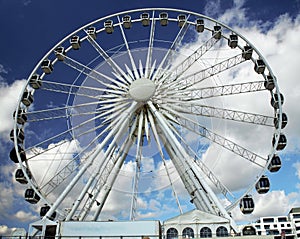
xmin=204 ymin=0 xmax=221 ymax=18
xmin=14 ymin=211 xmax=36 ymax=222
xmin=1 ymin=2 xmax=300 ymax=230
xmin=0 ymin=79 xmax=26 ymax=139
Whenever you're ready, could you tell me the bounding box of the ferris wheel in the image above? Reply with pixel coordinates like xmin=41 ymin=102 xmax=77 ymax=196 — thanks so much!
xmin=10 ymin=8 xmax=287 ymax=232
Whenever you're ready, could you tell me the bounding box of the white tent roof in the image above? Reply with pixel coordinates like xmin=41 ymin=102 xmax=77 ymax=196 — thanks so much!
xmin=164 ymin=209 xmax=230 ymax=225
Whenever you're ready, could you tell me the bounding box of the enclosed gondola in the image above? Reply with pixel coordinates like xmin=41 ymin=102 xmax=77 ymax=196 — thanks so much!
xmin=25 ymin=188 xmax=40 ymax=204
xmin=140 ymin=12 xmax=150 ymax=26
xmin=10 ymin=145 xmax=26 ymax=163
xmin=271 ymin=93 xmax=284 ymax=109
xmin=70 ymin=35 xmax=81 ymax=50
xmin=54 ymin=46 xmax=66 ymax=61
xmin=122 ymin=15 xmax=132 ymax=29
xmin=212 ymin=25 xmax=222 ymax=39
xmin=228 ymin=34 xmax=238 ymax=48
xmin=15 ymin=167 xmax=31 ymax=184
xmin=159 ymin=12 xmax=168 ymax=26
xmin=87 ymin=27 xmax=97 ymax=39
xmin=272 ymin=133 xmax=287 ymax=151
xmin=195 ymin=18 xmax=204 ymax=32
xmin=21 ymin=90 xmax=34 ymax=107
xmin=254 ymin=59 xmax=266 ymax=74
xmin=255 ymin=175 xmax=270 ymax=194
xmin=41 ymin=59 xmax=53 ymax=74
xmin=268 ymin=154 xmax=281 ymax=172
xmin=274 ymin=112 xmax=288 ymax=129
xmin=13 ymin=109 xmax=27 ymax=125
xmin=10 ymin=128 xmax=24 ymax=144
xmin=29 ymin=74 xmax=42 ymax=89
xmin=177 ymin=14 xmax=186 ymax=28
xmin=104 ymin=20 xmax=114 ymax=34
xmin=40 ymin=205 xmax=56 ymax=220
xmin=240 ymin=195 xmax=255 ymax=214
xmin=264 ymin=75 xmax=275 ymax=91
xmin=242 ymin=45 xmax=253 ymax=60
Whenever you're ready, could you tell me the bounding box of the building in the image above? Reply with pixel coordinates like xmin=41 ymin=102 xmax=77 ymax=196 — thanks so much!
xmin=244 ymin=207 xmax=300 ymax=239
xmin=163 ymin=209 xmax=231 ymax=238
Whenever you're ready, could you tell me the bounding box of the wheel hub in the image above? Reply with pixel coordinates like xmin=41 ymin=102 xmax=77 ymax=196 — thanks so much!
xmin=129 ymin=77 xmax=156 ymax=102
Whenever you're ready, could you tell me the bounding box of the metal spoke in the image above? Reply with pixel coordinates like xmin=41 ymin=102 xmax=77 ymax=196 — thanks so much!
xmin=159 ymin=53 xmax=246 ymax=92
xmin=168 ymin=107 xmax=267 ymax=167
xmin=85 ymin=32 xmax=133 ymax=84
xmin=156 ymin=25 xmax=220 ymax=87
xmin=147 ymin=109 xmax=183 ymax=214
xmin=156 ymin=80 xmax=266 ymax=102
xmin=160 ymin=106 xmax=234 ymax=200
xmin=80 ymin=117 xmax=139 ymax=220
xmin=162 ymin=102 xmax=274 ymax=126
xmin=117 ymin=16 xmax=140 ymax=80
xmin=152 ymin=14 xmax=191 ymax=81
xmin=40 ymin=79 xmax=126 ymax=98
xmin=145 ymin=10 xmax=156 ymax=78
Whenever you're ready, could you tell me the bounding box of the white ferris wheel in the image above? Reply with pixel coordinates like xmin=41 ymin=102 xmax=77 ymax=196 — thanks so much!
xmin=10 ymin=8 xmax=287 ymax=233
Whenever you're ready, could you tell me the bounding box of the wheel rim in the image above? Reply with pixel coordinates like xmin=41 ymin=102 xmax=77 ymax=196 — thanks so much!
xmin=11 ymin=8 xmax=285 ymax=225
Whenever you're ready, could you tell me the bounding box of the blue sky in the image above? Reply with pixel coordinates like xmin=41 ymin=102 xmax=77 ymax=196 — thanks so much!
xmin=1 ymin=0 xmax=300 ymax=235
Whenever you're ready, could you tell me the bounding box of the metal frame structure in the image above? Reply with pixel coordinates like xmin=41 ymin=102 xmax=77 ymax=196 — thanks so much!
xmin=10 ymin=8 xmax=287 ymax=236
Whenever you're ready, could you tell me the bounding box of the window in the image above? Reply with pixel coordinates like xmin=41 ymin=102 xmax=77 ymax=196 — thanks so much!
xmin=274 ymin=224 xmax=277 ymax=228
xmin=263 ymin=218 xmax=275 ymax=223
xmin=264 ymin=225 xmax=270 ymax=229
xmin=167 ymin=228 xmax=178 ymax=239
xmin=216 ymin=226 xmax=228 ymax=237
xmin=278 ymin=217 xmax=287 ymax=222
xmin=242 ymin=226 xmax=256 ymax=235
xmin=200 ymin=227 xmax=212 ymax=238
xmin=182 ymin=227 xmax=194 ymax=238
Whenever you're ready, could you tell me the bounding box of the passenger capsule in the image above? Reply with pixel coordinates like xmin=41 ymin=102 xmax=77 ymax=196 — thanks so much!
xmin=10 ymin=128 xmax=25 ymax=144
xmin=140 ymin=13 xmax=150 ymax=26
xmin=228 ymin=34 xmax=238 ymax=48
xmin=10 ymin=146 xmax=26 ymax=163
xmin=272 ymin=133 xmax=287 ymax=151
xmin=104 ymin=20 xmax=114 ymax=34
xmin=21 ymin=90 xmax=34 ymax=107
xmin=255 ymin=175 xmax=270 ymax=194
xmin=195 ymin=18 xmax=204 ymax=32
xmin=41 ymin=59 xmax=53 ymax=74
xmin=268 ymin=154 xmax=281 ymax=172
xmin=177 ymin=14 xmax=186 ymax=28
xmin=70 ymin=35 xmax=81 ymax=50
xmin=271 ymin=93 xmax=284 ymax=109
xmin=24 ymin=188 xmax=40 ymax=204
xmin=242 ymin=45 xmax=253 ymax=60
xmin=54 ymin=46 xmax=66 ymax=61
xmin=122 ymin=15 xmax=131 ymax=29
xmin=13 ymin=109 xmax=27 ymax=125
xmin=87 ymin=26 xmax=97 ymax=39
xmin=212 ymin=25 xmax=222 ymax=40
xmin=159 ymin=12 xmax=168 ymax=26
xmin=29 ymin=74 xmax=42 ymax=89
xmin=264 ymin=75 xmax=275 ymax=91
xmin=240 ymin=195 xmax=255 ymax=214
xmin=274 ymin=112 xmax=288 ymax=129
xmin=254 ymin=59 xmax=266 ymax=74
xmin=15 ymin=167 xmax=31 ymax=184
xmin=40 ymin=205 xmax=56 ymax=220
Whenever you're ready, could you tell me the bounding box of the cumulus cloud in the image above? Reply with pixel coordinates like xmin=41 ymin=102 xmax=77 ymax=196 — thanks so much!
xmin=0 ymin=78 xmax=26 ymax=139
xmin=1 ymin=1 xmax=300 ymax=232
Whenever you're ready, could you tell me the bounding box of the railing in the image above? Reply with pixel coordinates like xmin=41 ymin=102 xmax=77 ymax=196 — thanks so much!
xmin=1 ymin=234 xmax=295 ymax=239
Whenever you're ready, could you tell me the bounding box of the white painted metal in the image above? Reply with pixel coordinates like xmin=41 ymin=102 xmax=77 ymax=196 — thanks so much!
xmin=12 ymin=8 xmax=285 ymax=237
